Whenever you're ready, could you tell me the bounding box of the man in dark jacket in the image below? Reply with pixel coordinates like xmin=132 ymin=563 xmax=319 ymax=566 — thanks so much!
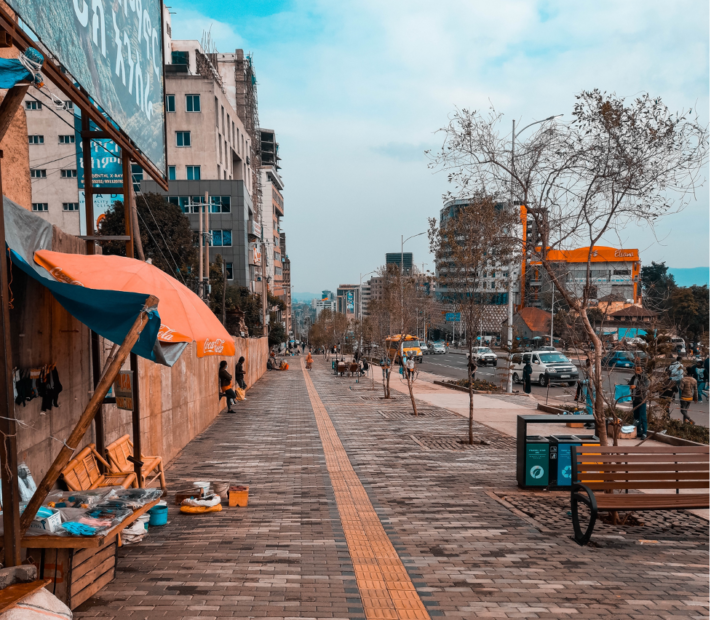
xmin=219 ymin=361 xmax=236 ymax=413
xmin=235 ymin=356 xmax=247 ymax=391
xmin=628 ymin=365 xmax=650 ymax=439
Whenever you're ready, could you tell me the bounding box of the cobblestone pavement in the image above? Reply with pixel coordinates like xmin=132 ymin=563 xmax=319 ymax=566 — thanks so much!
xmin=76 ymin=357 xmax=709 ymax=619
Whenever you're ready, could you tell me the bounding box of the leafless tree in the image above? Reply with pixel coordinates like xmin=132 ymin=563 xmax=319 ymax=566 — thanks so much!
xmin=429 ymin=193 xmax=520 ymax=444
xmin=430 ymin=91 xmax=708 ymax=444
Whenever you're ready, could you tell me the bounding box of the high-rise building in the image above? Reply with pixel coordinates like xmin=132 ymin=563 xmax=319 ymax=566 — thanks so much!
xmin=337 ymin=284 xmax=360 ymax=320
xmin=386 ymin=252 xmax=414 ymax=274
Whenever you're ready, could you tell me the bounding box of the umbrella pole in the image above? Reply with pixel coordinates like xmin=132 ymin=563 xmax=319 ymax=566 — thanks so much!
xmin=130 ymin=351 xmax=143 ymax=487
xmin=19 ymin=295 xmax=159 ymax=534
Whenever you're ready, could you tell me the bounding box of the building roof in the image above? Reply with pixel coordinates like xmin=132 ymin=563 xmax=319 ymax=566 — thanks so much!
xmin=516 ymin=307 xmax=551 ymax=334
xmin=609 ymin=305 xmax=657 ymax=318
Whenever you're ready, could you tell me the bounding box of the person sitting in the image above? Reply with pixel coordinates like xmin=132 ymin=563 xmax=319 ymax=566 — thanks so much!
xmin=218 ymin=361 xmax=236 ymax=413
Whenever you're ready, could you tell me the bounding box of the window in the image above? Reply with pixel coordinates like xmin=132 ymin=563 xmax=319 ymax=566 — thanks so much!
xmin=168 ymin=166 xmax=176 ymax=181
xmin=25 ymin=100 xmax=41 ymax=110
xmin=176 ymin=131 xmax=191 ymax=147
xmin=62 ymin=202 xmax=79 ymax=211
xmin=210 ymin=229 xmax=232 ymax=247
xmin=58 ymin=135 xmax=75 ymax=144
xmin=210 ymin=196 xmax=230 ymax=213
xmin=32 ymin=203 xmax=48 ymax=211
xmin=187 ymin=165 xmax=200 ymax=180
xmin=214 ymin=97 xmax=218 ymax=127
xmin=64 ymin=101 xmax=74 ymax=110
xmin=171 ymin=50 xmax=189 ymax=65
xmin=166 ymin=94 xmax=175 ymax=112
xmin=60 ymin=169 xmax=77 ymax=178
xmin=169 ymin=196 xmax=201 ymax=213
xmin=225 ymin=262 xmax=233 ymax=280
xmin=131 ymin=164 xmax=143 ymax=191
xmin=28 ymin=135 xmax=44 ymax=144
xmin=186 ymin=94 xmax=200 ymax=112
xmin=30 ymin=169 xmax=46 ymax=178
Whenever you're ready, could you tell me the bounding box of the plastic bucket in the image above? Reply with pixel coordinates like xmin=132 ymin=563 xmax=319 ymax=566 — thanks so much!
xmin=148 ymin=505 xmax=168 ymax=526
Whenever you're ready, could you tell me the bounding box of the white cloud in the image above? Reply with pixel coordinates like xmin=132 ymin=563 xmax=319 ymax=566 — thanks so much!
xmin=170 ymin=0 xmax=709 ymax=292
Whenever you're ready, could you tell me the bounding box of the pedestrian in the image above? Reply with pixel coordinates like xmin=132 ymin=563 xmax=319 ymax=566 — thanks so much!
xmin=692 ymin=361 xmax=706 ymax=402
xmin=218 ymin=361 xmax=236 ymax=413
xmin=467 ymin=354 xmax=477 ymax=383
xmin=669 ymin=356 xmax=684 ymax=401
xmin=628 ymin=364 xmax=650 ymax=439
xmin=522 ymin=359 xmax=533 ymax=394
xmin=576 ymin=359 xmax=591 ymax=402
xmin=405 ymin=352 xmax=415 ymax=380
xmin=659 ymin=371 xmax=678 ymax=419
xmin=679 ymin=366 xmax=698 ymax=424
xmin=235 ymin=356 xmax=247 ymax=391
xmin=354 ymin=349 xmax=360 ymax=362
xmin=306 ymin=351 xmax=313 ymax=371
xmin=362 ymin=357 xmax=369 ymax=376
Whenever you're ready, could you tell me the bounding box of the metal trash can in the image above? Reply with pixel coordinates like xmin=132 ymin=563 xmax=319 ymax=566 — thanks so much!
xmin=549 ymin=435 xmax=582 ymax=487
xmin=525 ymin=436 xmax=549 ymax=487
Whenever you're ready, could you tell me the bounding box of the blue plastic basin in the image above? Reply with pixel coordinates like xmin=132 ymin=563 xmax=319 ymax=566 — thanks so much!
xmin=148 ymin=505 xmax=168 ymax=526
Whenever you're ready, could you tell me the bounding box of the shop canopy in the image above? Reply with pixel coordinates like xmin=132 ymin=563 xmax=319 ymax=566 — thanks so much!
xmin=34 ymin=251 xmax=235 ymax=359
xmin=5 ymin=197 xmax=163 ymax=363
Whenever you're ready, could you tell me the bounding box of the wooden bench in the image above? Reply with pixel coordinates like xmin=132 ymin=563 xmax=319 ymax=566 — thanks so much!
xmin=61 ymin=444 xmax=137 ymax=491
xmin=570 ymin=445 xmax=709 ymax=545
xmin=106 ymin=434 xmax=167 ymax=492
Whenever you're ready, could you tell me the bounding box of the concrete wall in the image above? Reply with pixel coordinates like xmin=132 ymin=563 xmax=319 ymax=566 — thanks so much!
xmin=10 ymin=221 xmax=268 ymax=484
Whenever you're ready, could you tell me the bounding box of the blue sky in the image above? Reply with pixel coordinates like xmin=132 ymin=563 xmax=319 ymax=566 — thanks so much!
xmin=170 ymin=0 xmax=710 ymax=293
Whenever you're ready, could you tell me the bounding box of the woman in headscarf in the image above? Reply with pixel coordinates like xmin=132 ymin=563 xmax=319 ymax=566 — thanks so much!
xmin=523 ymin=359 xmax=533 ymax=394
xmin=218 ymin=361 xmax=236 ymax=412
xmin=235 ymin=356 xmax=246 ymax=390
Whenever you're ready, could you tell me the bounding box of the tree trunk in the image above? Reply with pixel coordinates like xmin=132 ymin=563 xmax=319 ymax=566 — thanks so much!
xmin=468 ymin=344 xmax=474 ymax=445
xmin=407 ymin=369 xmax=418 ymax=416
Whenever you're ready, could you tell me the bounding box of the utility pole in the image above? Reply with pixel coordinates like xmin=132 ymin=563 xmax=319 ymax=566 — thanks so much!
xmin=198 ymin=197 xmax=203 ymax=299
xmin=204 ymin=191 xmax=209 ymax=302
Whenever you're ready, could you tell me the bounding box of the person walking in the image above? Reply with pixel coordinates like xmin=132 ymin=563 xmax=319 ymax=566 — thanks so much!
xmin=306 ymin=351 xmax=313 ymax=371
xmin=660 ymin=371 xmax=678 ymax=419
xmin=522 ymin=359 xmax=533 ymax=394
xmin=218 ymin=361 xmax=236 ymax=413
xmin=679 ymin=367 xmax=698 ymax=424
xmin=628 ymin=365 xmax=650 ymax=439
xmin=692 ymin=360 xmax=706 ymax=402
xmin=669 ymin=356 xmax=684 ymax=401
xmin=235 ymin=356 xmax=247 ymax=391
xmin=467 ymin=354 xmax=477 ymax=384
xmin=576 ymin=359 xmax=591 ymax=402
xmin=405 ymin=352 xmax=415 ymax=380
xmin=354 ymin=349 xmax=360 ymax=362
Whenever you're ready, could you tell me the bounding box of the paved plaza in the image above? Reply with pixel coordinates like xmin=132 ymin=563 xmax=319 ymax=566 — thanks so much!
xmin=75 ymin=358 xmax=709 ymax=619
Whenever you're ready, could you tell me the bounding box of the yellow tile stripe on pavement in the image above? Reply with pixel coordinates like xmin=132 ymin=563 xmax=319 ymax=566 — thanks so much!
xmin=301 ymin=360 xmax=431 ymax=620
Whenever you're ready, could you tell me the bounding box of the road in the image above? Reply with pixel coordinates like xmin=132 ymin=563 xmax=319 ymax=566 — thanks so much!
xmin=419 ymin=351 xmax=710 ymax=427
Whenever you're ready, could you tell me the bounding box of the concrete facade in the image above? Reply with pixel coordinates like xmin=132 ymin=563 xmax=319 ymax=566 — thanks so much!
xmin=140 ymin=178 xmax=252 ymax=288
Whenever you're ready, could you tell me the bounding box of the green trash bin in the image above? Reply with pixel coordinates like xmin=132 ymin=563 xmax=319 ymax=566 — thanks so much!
xmin=525 ymin=436 xmax=549 ymax=487
xmin=549 ymin=435 xmax=582 ymax=487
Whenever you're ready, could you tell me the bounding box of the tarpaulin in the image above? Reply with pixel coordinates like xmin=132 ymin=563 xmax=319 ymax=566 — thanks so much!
xmin=4 ymin=197 xmax=162 ymax=363
xmin=0 ymin=58 xmax=32 ymax=89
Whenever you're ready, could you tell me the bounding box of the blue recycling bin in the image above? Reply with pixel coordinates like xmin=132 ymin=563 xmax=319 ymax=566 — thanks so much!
xmin=549 ymin=435 xmax=582 ymax=487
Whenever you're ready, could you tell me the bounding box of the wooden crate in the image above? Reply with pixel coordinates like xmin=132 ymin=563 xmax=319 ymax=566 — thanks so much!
xmin=32 ymin=538 xmax=117 ymax=609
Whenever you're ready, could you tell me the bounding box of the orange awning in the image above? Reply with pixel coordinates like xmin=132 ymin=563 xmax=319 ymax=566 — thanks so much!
xmin=35 ymin=250 xmax=235 ymax=358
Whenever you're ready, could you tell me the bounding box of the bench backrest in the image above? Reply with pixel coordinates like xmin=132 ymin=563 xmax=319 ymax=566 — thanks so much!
xmin=62 ymin=444 xmax=107 ymax=491
xmin=106 ymin=434 xmax=134 ymax=473
xmin=572 ymin=445 xmax=710 ymax=492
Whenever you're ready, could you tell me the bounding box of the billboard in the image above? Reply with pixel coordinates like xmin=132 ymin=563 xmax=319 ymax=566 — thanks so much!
xmin=346 ymin=290 xmax=354 ymax=314
xmin=8 ymin=0 xmax=166 ymax=174
xmin=445 ymin=312 xmax=461 ymax=322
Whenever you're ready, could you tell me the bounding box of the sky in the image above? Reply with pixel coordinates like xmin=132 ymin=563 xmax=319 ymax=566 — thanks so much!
xmin=169 ymin=0 xmax=710 ymax=294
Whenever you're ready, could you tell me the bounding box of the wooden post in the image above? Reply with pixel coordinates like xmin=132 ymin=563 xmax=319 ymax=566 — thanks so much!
xmin=121 ymin=150 xmax=134 ymax=259
xmin=204 ymin=191 xmax=209 ymax=300
xmin=20 ymin=296 xmax=159 ymax=534
xmin=81 ymin=114 xmax=95 ymax=256
xmin=0 ymin=82 xmax=29 ymax=142
xmin=130 ymin=352 xmax=142 ymax=487
xmin=0 ymin=151 xmax=21 ymax=566
xmin=91 ymin=333 xmax=105 ymax=472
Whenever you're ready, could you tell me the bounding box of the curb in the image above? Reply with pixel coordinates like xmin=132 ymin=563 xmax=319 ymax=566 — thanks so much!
xmin=433 ymin=380 xmax=535 ymax=399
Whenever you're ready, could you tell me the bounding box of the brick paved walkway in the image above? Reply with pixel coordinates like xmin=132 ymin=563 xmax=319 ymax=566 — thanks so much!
xmin=76 ymin=357 xmax=709 ymax=619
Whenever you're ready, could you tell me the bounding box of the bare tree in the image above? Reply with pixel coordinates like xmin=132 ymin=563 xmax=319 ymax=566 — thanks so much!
xmin=430 ymin=91 xmax=708 ymax=444
xmin=429 ymin=194 xmax=520 ymax=444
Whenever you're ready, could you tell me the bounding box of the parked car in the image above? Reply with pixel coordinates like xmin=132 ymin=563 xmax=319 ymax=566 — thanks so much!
xmin=432 ymin=342 xmax=447 ymax=355
xmin=512 ymin=351 xmax=579 ymax=387
xmin=471 ymin=346 xmax=498 ymax=366
xmin=602 ymin=350 xmax=647 ymax=369
xmin=420 ymin=342 xmax=432 ymax=355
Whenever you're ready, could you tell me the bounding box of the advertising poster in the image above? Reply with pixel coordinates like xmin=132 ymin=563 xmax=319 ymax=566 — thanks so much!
xmin=8 ymin=0 xmax=166 ymax=174
xmin=346 ymin=290 xmax=354 ymax=313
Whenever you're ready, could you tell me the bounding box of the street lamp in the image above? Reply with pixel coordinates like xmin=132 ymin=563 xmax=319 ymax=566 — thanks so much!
xmin=401 ymin=232 xmax=426 ymax=334
xmin=506 ymin=114 xmax=563 ymax=393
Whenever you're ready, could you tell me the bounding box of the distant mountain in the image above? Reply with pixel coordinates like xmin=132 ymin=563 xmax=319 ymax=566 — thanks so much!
xmin=292 ymin=292 xmax=320 ymax=303
xmin=669 ymin=267 xmax=709 ymax=288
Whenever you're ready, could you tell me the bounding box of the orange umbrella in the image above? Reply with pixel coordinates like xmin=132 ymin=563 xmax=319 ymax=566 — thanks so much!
xmin=35 ymin=250 xmax=236 ymax=358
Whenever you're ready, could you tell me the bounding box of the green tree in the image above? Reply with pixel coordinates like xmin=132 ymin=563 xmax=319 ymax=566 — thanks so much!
xmin=207 ymin=255 xmax=263 ymax=335
xmin=99 ymin=193 xmax=197 ymax=283
xmin=268 ymin=315 xmax=286 ymax=347
xmin=641 ymin=262 xmax=676 ymax=313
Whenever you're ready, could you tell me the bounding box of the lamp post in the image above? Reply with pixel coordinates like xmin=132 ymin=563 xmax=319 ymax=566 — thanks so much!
xmin=401 ymin=232 xmax=426 ymax=334
xmin=506 ymin=113 xmax=563 ymax=392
